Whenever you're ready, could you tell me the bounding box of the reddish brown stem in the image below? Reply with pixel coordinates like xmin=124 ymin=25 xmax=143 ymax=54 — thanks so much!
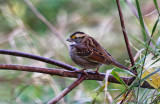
xmin=120 ymin=90 xmax=131 ymax=104
xmin=47 ymin=74 xmax=87 ymax=104
xmin=116 ymin=0 xmax=137 ymax=103
xmin=0 ymin=64 xmax=153 ymax=89
xmin=0 ymin=49 xmax=78 ymax=71
xmin=116 ymin=0 xmax=136 ymax=72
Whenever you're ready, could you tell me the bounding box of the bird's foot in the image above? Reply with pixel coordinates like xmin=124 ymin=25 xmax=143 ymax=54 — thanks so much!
xmin=93 ymin=67 xmax=100 ymax=74
xmin=93 ymin=70 xmax=100 ymax=74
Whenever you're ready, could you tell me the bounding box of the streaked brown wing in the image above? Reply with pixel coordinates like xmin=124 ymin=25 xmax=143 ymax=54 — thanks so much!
xmin=87 ymin=37 xmax=113 ymax=64
xmin=87 ymin=48 xmax=106 ymax=63
xmin=73 ymin=44 xmax=106 ymax=64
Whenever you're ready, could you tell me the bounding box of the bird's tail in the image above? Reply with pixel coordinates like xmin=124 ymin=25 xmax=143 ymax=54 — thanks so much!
xmin=111 ymin=61 xmax=136 ymax=75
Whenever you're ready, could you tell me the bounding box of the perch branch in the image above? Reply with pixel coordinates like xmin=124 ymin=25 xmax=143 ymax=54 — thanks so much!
xmin=0 ymin=49 xmax=78 ymax=71
xmin=0 ymin=64 xmax=153 ymax=89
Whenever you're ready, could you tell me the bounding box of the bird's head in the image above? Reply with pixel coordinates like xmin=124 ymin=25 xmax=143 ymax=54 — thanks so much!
xmin=66 ymin=31 xmax=86 ymax=44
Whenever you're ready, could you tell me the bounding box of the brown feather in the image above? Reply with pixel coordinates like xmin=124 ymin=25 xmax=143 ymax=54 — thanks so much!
xmin=74 ymin=36 xmax=111 ymax=64
xmin=82 ymin=36 xmax=113 ymax=64
xmin=87 ymin=50 xmax=106 ymax=63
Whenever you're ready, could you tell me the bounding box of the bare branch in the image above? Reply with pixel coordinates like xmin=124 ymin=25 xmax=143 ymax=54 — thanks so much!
xmin=0 ymin=49 xmax=78 ymax=71
xmin=116 ymin=0 xmax=136 ymax=72
xmin=116 ymin=0 xmax=137 ymax=102
xmin=48 ymin=74 xmax=87 ymax=104
xmin=23 ymin=0 xmax=68 ymax=48
xmin=0 ymin=64 xmax=153 ymax=89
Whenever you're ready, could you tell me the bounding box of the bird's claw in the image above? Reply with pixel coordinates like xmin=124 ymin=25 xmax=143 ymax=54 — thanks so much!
xmin=93 ymin=70 xmax=100 ymax=74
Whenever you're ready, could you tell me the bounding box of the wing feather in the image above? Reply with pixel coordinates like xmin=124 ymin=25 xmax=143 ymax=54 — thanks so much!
xmin=73 ymin=44 xmax=106 ymax=64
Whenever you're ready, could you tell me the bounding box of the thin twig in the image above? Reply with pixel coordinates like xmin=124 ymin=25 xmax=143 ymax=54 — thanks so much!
xmin=129 ymin=48 xmax=145 ymax=68
xmin=15 ymin=84 xmax=31 ymax=100
xmin=0 ymin=64 xmax=153 ymax=89
xmin=116 ymin=0 xmax=136 ymax=72
xmin=120 ymin=90 xmax=131 ymax=104
xmin=47 ymin=74 xmax=87 ymax=104
xmin=23 ymin=0 xmax=68 ymax=48
xmin=0 ymin=49 xmax=78 ymax=71
xmin=116 ymin=0 xmax=137 ymax=103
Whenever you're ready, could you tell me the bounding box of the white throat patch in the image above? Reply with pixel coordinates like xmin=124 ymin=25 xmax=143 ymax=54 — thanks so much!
xmin=69 ymin=41 xmax=76 ymax=45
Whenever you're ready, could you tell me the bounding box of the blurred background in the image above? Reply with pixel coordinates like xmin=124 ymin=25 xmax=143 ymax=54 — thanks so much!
xmin=0 ymin=0 xmax=159 ymax=103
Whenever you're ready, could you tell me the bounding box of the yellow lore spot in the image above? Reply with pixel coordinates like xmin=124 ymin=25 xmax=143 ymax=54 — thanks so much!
xmin=71 ymin=35 xmax=76 ymax=39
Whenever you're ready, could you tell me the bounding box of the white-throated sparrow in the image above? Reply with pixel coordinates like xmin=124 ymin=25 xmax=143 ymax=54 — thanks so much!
xmin=67 ymin=31 xmax=135 ymax=74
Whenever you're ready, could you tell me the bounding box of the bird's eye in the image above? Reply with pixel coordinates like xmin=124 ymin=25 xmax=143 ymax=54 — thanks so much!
xmin=75 ymin=37 xmax=77 ymax=39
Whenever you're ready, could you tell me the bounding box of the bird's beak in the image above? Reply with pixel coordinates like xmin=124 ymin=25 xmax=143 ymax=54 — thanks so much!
xmin=66 ymin=38 xmax=73 ymax=42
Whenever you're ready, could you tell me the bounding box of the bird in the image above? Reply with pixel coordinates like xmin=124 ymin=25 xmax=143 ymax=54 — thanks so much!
xmin=66 ymin=31 xmax=135 ymax=74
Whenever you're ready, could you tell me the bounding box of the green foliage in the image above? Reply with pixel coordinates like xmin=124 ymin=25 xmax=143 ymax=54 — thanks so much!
xmin=135 ymin=0 xmax=147 ymax=42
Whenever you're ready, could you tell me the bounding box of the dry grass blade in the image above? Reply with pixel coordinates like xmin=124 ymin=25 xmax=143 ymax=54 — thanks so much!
xmin=104 ymin=70 xmax=113 ymax=104
xmin=23 ymin=0 xmax=68 ymax=48
xmin=125 ymin=0 xmax=152 ymax=39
